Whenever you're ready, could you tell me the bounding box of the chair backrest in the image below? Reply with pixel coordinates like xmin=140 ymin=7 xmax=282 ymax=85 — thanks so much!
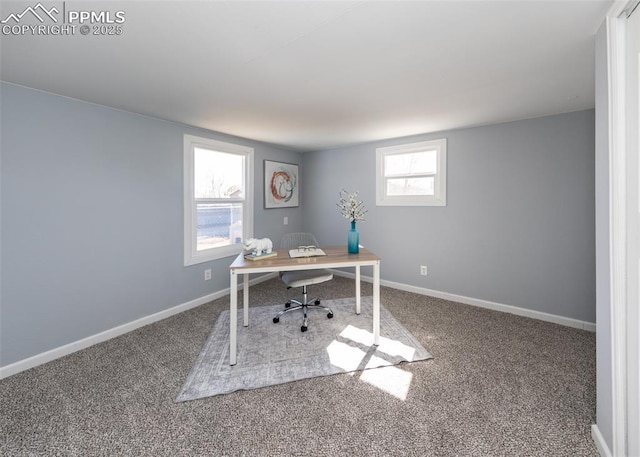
xmin=280 ymin=232 xmax=319 ymax=249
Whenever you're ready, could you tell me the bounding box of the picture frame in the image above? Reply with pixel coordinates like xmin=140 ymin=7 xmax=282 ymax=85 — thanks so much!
xmin=264 ymin=160 xmax=299 ymax=209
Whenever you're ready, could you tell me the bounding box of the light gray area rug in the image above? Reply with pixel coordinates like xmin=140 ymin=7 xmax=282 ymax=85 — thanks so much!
xmin=176 ymin=296 xmax=432 ymax=402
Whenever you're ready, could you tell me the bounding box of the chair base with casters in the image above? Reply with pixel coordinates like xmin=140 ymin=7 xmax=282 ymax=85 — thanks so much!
xmin=273 ymin=269 xmax=334 ymax=332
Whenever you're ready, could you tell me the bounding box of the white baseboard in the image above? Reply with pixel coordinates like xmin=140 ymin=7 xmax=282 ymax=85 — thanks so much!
xmin=2 ymin=269 xmax=595 ymax=379
xmin=0 ymin=273 xmax=278 ymax=380
xmin=329 ymin=269 xmax=596 ymax=332
xmin=591 ymin=424 xmax=613 ymax=457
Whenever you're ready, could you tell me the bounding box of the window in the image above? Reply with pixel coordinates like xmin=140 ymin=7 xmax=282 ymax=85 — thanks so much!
xmin=184 ymin=135 xmax=253 ymax=265
xmin=376 ymin=138 xmax=447 ymax=206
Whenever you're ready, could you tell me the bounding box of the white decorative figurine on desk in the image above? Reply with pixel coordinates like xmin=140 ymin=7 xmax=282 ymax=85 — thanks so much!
xmin=243 ymin=238 xmax=273 ymax=256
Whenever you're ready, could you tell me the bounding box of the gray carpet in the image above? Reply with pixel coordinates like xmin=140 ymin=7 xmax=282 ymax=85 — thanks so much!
xmin=0 ymin=276 xmax=597 ymax=456
xmin=177 ymin=297 xmax=432 ymax=401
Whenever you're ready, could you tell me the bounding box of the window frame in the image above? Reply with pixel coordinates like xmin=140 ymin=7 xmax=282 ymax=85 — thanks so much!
xmin=376 ymin=138 xmax=447 ymax=206
xmin=183 ymin=134 xmax=254 ymax=266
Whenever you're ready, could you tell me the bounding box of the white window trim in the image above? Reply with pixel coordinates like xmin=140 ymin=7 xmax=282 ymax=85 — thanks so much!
xmin=376 ymin=138 xmax=447 ymax=206
xmin=183 ymin=134 xmax=254 ymax=266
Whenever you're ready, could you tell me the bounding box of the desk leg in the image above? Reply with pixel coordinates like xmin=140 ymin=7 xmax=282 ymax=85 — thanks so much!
xmin=243 ymin=274 xmax=249 ymax=327
xmin=230 ymin=270 xmax=237 ymax=366
xmin=373 ymin=260 xmax=380 ymax=346
xmin=355 ymin=265 xmax=361 ymax=315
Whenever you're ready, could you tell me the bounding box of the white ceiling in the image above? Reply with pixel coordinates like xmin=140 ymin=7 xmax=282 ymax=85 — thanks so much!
xmin=0 ymin=1 xmax=612 ymax=151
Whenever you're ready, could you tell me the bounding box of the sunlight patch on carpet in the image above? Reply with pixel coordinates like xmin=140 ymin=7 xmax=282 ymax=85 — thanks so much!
xmin=360 ymin=365 xmax=414 ymax=401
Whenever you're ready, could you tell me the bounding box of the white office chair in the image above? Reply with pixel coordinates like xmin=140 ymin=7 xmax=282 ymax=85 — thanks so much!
xmin=272 ymin=232 xmax=334 ymax=332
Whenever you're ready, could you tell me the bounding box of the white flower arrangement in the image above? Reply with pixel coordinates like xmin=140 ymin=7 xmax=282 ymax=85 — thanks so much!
xmin=337 ymin=188 xmax=368 ymax=222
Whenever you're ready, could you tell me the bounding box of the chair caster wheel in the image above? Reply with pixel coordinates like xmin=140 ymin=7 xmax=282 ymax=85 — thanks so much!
xmin=327 ymin=312 xmax=334 ymax=319
xmin=285 ymin=302 xmax=291 ymax=308
xmin=273 ymin=317 xmax=279 ymax=324
xmin=314 ymin=300 xmax=321 ymax=305
xmin=301 ymin=326 xmax=308 ymax=332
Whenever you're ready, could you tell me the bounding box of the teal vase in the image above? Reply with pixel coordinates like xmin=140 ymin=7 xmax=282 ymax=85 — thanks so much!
xmin=347 ymin=221 xmax=359 ymax=254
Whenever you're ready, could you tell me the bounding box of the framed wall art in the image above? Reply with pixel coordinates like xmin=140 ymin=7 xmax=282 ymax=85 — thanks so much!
xmin=264 ymin=160 xmax=299 ymax=208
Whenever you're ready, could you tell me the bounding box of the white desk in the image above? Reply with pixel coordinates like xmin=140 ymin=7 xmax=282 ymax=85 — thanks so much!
xmin=228 ymin=246 xmax=381 ymax=366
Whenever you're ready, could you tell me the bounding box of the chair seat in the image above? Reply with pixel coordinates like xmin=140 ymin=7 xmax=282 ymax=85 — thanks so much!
xmin=280 ymin=270 xmax=333 ymax=289
xmin=275 ymin=233 xmax=333 ymax=332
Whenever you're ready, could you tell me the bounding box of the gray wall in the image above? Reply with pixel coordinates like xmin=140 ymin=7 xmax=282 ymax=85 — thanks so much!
xmin=594 ymin=21 xmax=613 ymax=452
xmin=0 ymin=82 xmax=597 ymax=370
xmin=0 ymin=82 xmax=302 ymax=367
xmin=302 ymin=110 xmax=596 ymax=323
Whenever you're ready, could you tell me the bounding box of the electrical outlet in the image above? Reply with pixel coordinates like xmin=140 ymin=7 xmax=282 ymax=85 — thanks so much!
xmin=284 ymin=216 xmax=288 ymax=225
xmin=420 ymin=265 xmax=428 ymax=276
xmin=204 ymin=269 xmax=212 ymax=280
